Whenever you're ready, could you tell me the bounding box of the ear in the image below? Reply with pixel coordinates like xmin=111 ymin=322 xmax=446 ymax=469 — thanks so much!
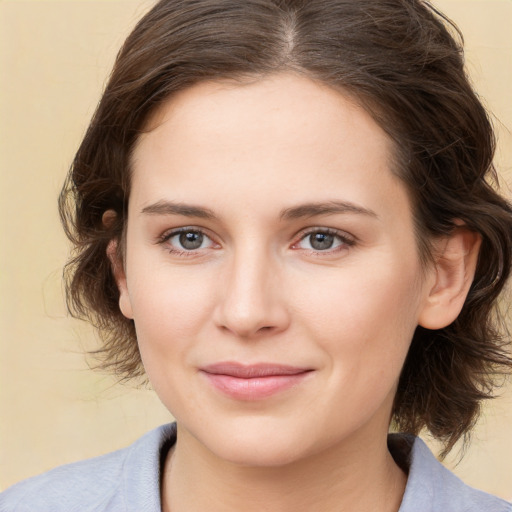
xmin=418 ymin=226 xmax=481 ymax=330
xmin=104 ymin=210 xmax=133 ymax=320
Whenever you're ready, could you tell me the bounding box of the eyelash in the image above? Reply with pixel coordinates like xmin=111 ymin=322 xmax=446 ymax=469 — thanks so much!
xmin=158 ymin=227 xmax=217 ymax=257
xmin=292 ymin=228 xmax=355 ymax=254
xmin=157 ymin=227 xmax=356 ymax=256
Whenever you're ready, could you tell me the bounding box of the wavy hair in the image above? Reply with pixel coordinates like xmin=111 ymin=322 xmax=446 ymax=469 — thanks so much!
xmin=59 ymin=0 xmax=512 ymax=455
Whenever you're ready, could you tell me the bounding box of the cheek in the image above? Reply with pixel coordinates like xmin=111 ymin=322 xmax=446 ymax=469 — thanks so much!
xmin=128 ymin=270 xmax=219 ymax=411
xmin=125 ymin=262 xmax=218 ymax=362
xmin=292 ymin=256 xmax=423 ymax=374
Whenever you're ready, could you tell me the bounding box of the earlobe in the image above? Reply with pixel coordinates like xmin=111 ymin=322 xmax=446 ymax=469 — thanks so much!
xmin=418 ymin=227 xmax=481 ymax=330
xmin=106 ymin=238 xmax=134 ymax=320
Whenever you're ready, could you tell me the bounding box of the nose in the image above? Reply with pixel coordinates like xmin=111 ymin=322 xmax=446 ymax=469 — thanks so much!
xmin=213 ymin=246 xmax=290 ymax=339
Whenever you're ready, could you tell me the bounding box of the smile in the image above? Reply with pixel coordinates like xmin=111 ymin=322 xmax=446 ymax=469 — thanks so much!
xmin=200 ymin=362 xmax=313 ymax=400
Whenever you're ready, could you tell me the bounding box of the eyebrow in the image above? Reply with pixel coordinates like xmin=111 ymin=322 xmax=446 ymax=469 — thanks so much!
xmin=141 ymin=201 xmax=217 ymax=219
xmin=279 ymin=201 xmax=378 ymax=220
xmin=140 ymin=199 xmax=378 ymax=221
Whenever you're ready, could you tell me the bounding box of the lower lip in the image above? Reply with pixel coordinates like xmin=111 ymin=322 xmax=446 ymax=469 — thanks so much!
xmin=201 ymin=372 xmax=311 ymax=400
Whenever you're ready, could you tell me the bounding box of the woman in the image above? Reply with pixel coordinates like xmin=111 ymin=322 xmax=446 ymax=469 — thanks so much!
xmin=2 ymin=0 xmax=511 ymax=510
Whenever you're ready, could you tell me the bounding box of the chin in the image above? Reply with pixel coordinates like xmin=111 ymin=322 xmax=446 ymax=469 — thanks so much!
xmin=191 ymin=416 xmax=314 ymax=468
xmin=214 ymin=436 xmax=306 ymax=468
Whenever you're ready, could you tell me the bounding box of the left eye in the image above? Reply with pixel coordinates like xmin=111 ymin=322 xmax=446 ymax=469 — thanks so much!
xmin=167 ymin=230 xmax=213 ymax=251
xmin=296 ymin=231 xmax=348 ymax=251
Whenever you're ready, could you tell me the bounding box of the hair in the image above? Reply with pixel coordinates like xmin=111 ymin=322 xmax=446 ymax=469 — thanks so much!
xmin=59 ymin=0 xmax=512 ymax=455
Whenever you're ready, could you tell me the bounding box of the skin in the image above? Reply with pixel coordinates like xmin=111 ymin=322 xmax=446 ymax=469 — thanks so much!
xmin=111 ymin=73 xmax=480 ymax=512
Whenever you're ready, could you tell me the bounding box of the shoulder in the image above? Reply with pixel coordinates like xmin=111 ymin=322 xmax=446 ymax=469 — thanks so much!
xmin=0 ymin=424 xmax=176 ymax=512
xmin=389 ymin=434 xmax=512 ymax=512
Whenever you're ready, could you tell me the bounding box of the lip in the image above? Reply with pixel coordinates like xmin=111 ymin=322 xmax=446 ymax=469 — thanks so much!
xmin=200 ymin=362 xmax=313 ymax=400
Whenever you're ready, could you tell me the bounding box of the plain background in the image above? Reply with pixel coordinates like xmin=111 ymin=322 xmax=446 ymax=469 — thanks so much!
xmin=1 ymin=0 xmax=511 ymax=499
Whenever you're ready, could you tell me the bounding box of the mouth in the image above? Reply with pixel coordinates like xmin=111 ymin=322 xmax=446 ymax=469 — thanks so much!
xmin=199 ymin=362 xmax=313 ymax=400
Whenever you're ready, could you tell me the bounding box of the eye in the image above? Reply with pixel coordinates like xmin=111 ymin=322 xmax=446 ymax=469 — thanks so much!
xmin=294 ymin=229 xmax=353 ymax=252
xmin=161 ymin=228 xmax=216 ymax=253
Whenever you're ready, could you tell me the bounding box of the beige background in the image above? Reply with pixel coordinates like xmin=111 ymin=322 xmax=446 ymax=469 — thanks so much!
xmin=1 ymin=0 xmax=511 ymax=499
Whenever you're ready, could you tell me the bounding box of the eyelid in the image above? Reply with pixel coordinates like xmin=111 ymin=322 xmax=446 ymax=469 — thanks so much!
xmin=155 ymin=225 xmax=355 ymax=256
xmin=158 ymin=224 xmax=213 ymax=240
xmin=157 ymin=226 xmax=220 ymax=253
xmin=291 ymin=227 xmax=356 ymax=251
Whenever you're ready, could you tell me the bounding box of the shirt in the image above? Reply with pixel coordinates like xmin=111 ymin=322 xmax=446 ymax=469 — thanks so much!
xmin=1 ymin=423 xmax=510 ymax=512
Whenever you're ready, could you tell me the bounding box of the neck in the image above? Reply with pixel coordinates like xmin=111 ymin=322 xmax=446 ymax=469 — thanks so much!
xmin=162 ymin=425 xmax=407 ymax=512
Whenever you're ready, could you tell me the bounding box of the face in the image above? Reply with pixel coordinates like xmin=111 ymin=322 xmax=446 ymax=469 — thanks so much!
xmin=119 ymin=73 xmax=435 ymax=467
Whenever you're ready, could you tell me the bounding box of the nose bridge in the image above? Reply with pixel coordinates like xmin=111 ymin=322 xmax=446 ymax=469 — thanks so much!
xmin=215 ymin=239 xmax=288 ymax=337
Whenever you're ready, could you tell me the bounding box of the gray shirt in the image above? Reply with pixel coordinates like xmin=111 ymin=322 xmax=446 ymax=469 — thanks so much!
xmin=1 ymin=423 xmax=510 ymax=511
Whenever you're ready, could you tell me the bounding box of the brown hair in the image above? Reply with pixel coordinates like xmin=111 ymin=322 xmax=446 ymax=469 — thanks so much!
xmin=59 ymin=0 xmax=512 ymax=454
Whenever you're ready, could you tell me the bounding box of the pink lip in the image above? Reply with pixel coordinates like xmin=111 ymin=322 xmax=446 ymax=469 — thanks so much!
xmin=200 ymin=362 xmax=313 ymax=400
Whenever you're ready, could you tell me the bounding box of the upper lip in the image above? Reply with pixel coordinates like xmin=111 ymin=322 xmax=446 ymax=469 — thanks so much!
xmin=200 ymin=362 xmax=312 ymax=378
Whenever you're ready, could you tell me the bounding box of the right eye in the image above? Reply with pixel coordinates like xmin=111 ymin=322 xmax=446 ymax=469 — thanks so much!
xmin=161 ymin=228 xmax=216 ymax=254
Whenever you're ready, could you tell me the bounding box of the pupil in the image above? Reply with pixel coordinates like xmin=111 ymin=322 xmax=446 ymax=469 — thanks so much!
xmin=179 ymin=231 xmax=203 ymax=250
xmin=310 ymin=232 xmax=334 ymax=250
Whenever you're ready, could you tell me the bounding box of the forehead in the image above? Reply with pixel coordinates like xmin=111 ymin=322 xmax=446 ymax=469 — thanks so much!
xmin=138 ymin=74 xmax=391 ymax=158
xmin=130 ymin=73 xmax=409 ymax=225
